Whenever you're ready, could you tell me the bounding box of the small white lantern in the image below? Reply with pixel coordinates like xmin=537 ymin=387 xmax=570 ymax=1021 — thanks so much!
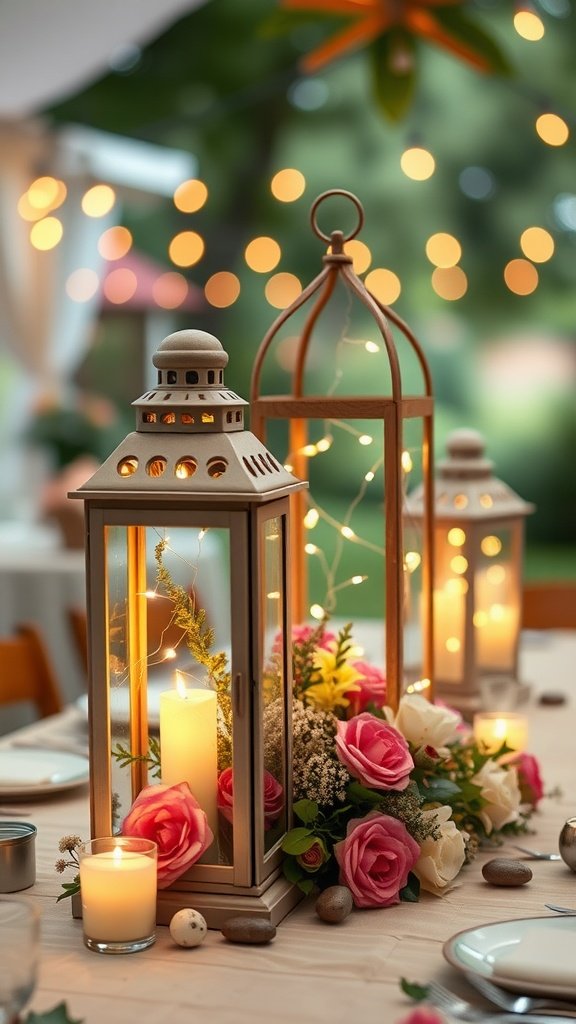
xmin=406 ymin=428 xmax=533 ymax=716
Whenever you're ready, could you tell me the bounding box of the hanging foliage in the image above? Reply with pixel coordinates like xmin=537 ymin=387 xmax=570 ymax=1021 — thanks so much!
xmin=271 ymin=0 xmax=512 ymax=120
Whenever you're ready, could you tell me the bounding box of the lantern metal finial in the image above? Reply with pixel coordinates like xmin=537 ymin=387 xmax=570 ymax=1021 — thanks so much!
xmin=435 ymin=429 xmax=534 ymax=518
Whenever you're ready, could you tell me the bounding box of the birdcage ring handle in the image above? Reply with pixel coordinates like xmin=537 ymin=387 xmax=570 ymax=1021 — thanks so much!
xmin=310 ymin=189 xmax=365 ymax=244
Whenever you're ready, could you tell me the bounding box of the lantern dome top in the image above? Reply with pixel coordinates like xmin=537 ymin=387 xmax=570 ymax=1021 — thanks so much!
xmin=70 ymin=328 xmax=306 ymax=503
xmin=407 ymin=428 xmax=534 ymax=522
xmin=153 ymin=329 xmax=229 ymax=371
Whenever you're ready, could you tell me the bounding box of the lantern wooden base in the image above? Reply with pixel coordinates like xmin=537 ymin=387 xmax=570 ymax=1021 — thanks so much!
xmin=72 ymin=873 xmax=304 ymax=931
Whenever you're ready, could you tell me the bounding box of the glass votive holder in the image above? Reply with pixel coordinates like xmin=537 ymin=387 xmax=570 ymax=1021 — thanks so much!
xmin=473 ymin=711 xmax=528 ymax=755
xmin=78 ymin=837 xmax=157 ymax=955
xmin=0 ymin=896 xmax=41 ymax=1021
xmin=479 ymin=675 xmax=521 ymax=712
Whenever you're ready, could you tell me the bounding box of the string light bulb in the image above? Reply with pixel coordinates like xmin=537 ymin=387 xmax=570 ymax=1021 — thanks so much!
xmin=310 ymin=603 xmax=325 ymax=620
xmin=304 ymin=508 xmax=319 ymax=529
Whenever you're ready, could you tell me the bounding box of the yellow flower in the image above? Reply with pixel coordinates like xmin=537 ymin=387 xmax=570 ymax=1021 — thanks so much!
xmin=304 ymin=646 xmax=362 ymax=712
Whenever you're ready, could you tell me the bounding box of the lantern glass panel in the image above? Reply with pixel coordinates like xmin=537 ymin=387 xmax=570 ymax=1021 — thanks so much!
xmin=474 ymin=525 xmax=519 ymax=673
xmin=104 ymin=522 xmax=234 ymax=866
xmin=261 ymin=515 xmax=288 ymax=854
xmin=402 ymin=417 xmax=427 ymax=687
xmin=433 ymin=525 xmax=467 ymax=684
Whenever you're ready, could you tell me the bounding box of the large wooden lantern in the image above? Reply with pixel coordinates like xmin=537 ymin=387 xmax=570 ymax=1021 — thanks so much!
xmin=71 ymin=329 xmax=306 ymax=927
xmin=250 ymin=190 xmax=434 ymax=709
xmin=406 ymin=428 xmax=534 ymax=716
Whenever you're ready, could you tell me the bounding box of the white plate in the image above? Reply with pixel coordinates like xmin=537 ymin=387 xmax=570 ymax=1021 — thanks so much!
xmin=444 ymin=915 xmax=576 ymax=998
xmin=0 ymin=749 xmax=89 ymax=799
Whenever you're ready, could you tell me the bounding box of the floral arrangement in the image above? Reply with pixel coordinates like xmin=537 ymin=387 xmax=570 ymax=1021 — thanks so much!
xmin=281 ymin=621 xmax=542 ymax=907
xmin=56 ymin=549 xmax=543 ymax=913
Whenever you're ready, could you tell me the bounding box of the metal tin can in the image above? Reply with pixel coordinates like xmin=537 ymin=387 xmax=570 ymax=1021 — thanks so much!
xmin=0 ymin=823 xmax=37 ymax=892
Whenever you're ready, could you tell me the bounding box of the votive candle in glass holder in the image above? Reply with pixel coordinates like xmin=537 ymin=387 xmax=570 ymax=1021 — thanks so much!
xmin=473 ymin=711 xmax=528 ymax=755
xmin=78 ymin=837 xmax=157 ymax=954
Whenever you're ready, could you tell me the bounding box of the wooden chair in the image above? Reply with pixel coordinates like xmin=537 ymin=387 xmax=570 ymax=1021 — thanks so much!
xmin=68 ymin=607 xmax=88 ymax=673
xmin=0 ymin=623 xmax=63 ymax=719
xmin=67 ymin=598 xmax=194 ymax=674
xmin=522 ymin=582 xmax=576 ymax=630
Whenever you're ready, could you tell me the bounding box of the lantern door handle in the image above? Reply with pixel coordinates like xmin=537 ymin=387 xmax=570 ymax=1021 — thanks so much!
xmin=233 ymin=673 xmax=244 ymax=718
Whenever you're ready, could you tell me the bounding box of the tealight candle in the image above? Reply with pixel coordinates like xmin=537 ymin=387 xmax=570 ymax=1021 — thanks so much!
xmin=473 ymin=711 xmax=528 ymax=754
xmin=78 ymin=837 xmax=157 ymax=954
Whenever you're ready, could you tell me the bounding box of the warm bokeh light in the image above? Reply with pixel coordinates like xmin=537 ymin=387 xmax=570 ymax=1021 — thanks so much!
xmin=30 ymin=216 xmax=63 ymax=251
xmin=454 ymin=494 xmax=468 ymax=510
xmin=401 ymin=451 xmax=413 ymax=473
xmin=173 ymin=178 xmax=208 ymax=213
xmin=152 ymin=272 xmax=189 ymax=309
xmin=481 ymin=535 xmax=503 ymax=557
xmin=446 ymin=577 xmax=468 ymax=595
xmin=168 ymin=230 xmax=205 ymax=268
xmin=245 ymin=236 xmax=281 ymax=273
xmin=204 ymin=271 xmax=240 ymax=308
xmin=504 ymin=258 xmax=539 ymax=295
xmin=65 ymin=268 xmax=100 ymax=302
xmin=270 ymin=168 xmax=306 ymax=202
xmin=81 ymin=184 xmax=116 ymax=218
xmin=264 ymin=272 xmax=302 ymax=309
xmin=514 ymin=9 xmax=545 ymax=39
xmin=365 ymin=267 xmax=401 ymax=304
xmin=103 ymin=267 xmax=138 ymax=304
xmin=450 ymin=555 xmax=468 ymax=575
xmin=448 ymin=527 xmax=466 ymax=547
xmin=343 ymin=239 xmax=372 ymax=274
xmin=18 ymin=193 xmax=47 ymax=222
xmin=535 ymin=112 xmax=569 ymax=146
xmin=97 ymin=226 xmax=133 ymax=260
xmin=27 ymin=176 xmax=67 ymax=211
xmin=304 ymin=508 xmax=319 ymax=529
xmin=520 ymin=226 xmax=554 ymax=262
xmin=425 ymin=232 xmax=462 ymax=268
xmin=487 ymin=565 xmax=506 ymax=585
xmin=400 ymin=147 xmax=435 ymax=180
xmin=405 ymin=551 xmax=421 ymax=572
xmin=431 ymin=266 xmax=468 ymax=300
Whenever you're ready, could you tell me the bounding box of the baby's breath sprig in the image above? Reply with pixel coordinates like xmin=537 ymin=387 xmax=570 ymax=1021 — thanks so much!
xmin=55 ymin=836 xmax=83 ymax=902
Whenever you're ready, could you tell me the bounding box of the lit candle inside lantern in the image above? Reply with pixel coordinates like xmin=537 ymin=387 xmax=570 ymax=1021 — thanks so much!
xmin=159 ymin=672 xmax=218 ymax=839
xmin=79 ymin=840 xmax=157 ymax=949
xmin=473 ymin=712 xmax=528 ymax=754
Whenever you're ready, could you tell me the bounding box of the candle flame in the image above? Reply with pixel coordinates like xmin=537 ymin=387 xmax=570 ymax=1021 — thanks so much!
xmin=175 ymin=670 xmax=187 ymax=699
xmin=494 ymin=718 xmax=508 ymax=740
xmin=113 ymin=845 xmax=123 ymax=862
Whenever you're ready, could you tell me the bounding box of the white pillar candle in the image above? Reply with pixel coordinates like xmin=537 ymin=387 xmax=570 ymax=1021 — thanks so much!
xmin=433 ymin=588 xmax=465 ymax=681
xmin=159 ymin=675 xmax=218 ymax=839
xmin=80 ymin=845 xmax=157 ymax=944
xmin=473 ymin=712 xmax=528 ymax=754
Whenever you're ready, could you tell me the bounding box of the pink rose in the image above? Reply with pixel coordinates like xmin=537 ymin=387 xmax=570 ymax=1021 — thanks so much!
xmin=334 ymin=811 xmax=420 ymax=908
xmin=396 ymin=1009 xmax=446 ymax=1024
xmin=514 ymin=752 xmax=544 ymax=807
xmin=296 ymin=837 xmax=328 ymax=873
xmin=349 ymin=660 xmax=386 ymax=713
xmin=335 ymin=713 xmax=414 ymax=790
xmin=121 ymin=782 xmax=213 ymax=889
xmin=218 ymin=767 xmax=284 ymax=829
xmin=273 ymin=624 xmax=337 ymax=654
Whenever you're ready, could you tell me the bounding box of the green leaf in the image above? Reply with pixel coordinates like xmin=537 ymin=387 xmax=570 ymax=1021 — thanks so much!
xmin=422 ymin=778 xmax=462 ymax=803
xmin=400 ymin=872 xmax=421 ymax=903
xmin=24 ymin=1002 xmax=84 ymax=1024
xmin=293 ymin=799 xmax=319 ymax=825
xmin=56 ymin=879 xmax=80 ymax=903
xmin=400 ymin=978 xmax=429 ymax=1002
xmin=283 ymin=857 xmax=305 ymax=884
xmin=432 ymin=7 xmax=513 ymax=77
xmin=281 ymin=827 xmax=316 ymax=855
xmin=297 ymin=878 xmax=316 ymax=896
xmin=370 ymin=30 xmax=417 ymax=123
xmin=347 ymin=781 xmax=384 ymax=806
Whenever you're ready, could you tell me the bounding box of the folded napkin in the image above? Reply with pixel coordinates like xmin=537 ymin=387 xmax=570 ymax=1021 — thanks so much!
xmin=492 ymin=925 xmax=576 ymax=987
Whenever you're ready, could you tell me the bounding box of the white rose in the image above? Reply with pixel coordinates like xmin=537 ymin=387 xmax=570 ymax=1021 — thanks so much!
xmin=414 ymin=805 xmax=467 ymax=895
xmin=471 ymin=759 xmax=522 ymax=834
xmin=389 ymin=693 xmax=462 ymax=751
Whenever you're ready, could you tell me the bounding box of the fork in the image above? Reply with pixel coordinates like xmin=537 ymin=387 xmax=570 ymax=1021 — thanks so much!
xmin=466 ymin=973 xmax=576 ymax=1015
xmin=424 ymin=980 xmax=576 ymax=1023
xmin=510 ymin=844 xmax=562 ymax=861
xmin=546 ymin=903 xmax=576 ymax=915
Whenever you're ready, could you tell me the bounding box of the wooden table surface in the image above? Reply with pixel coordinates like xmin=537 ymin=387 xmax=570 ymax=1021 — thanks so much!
xmin=2 ymin=630 xmax=575 ymax=1024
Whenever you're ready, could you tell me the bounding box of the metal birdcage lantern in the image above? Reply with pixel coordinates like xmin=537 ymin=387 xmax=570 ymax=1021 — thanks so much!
xmin=250 ymin=190 xmax=435 ymax=710
xmin=406 ymin=428 xmax=534 ymax=716
xmin=71 ymin=329 xmax=306 ymax=928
